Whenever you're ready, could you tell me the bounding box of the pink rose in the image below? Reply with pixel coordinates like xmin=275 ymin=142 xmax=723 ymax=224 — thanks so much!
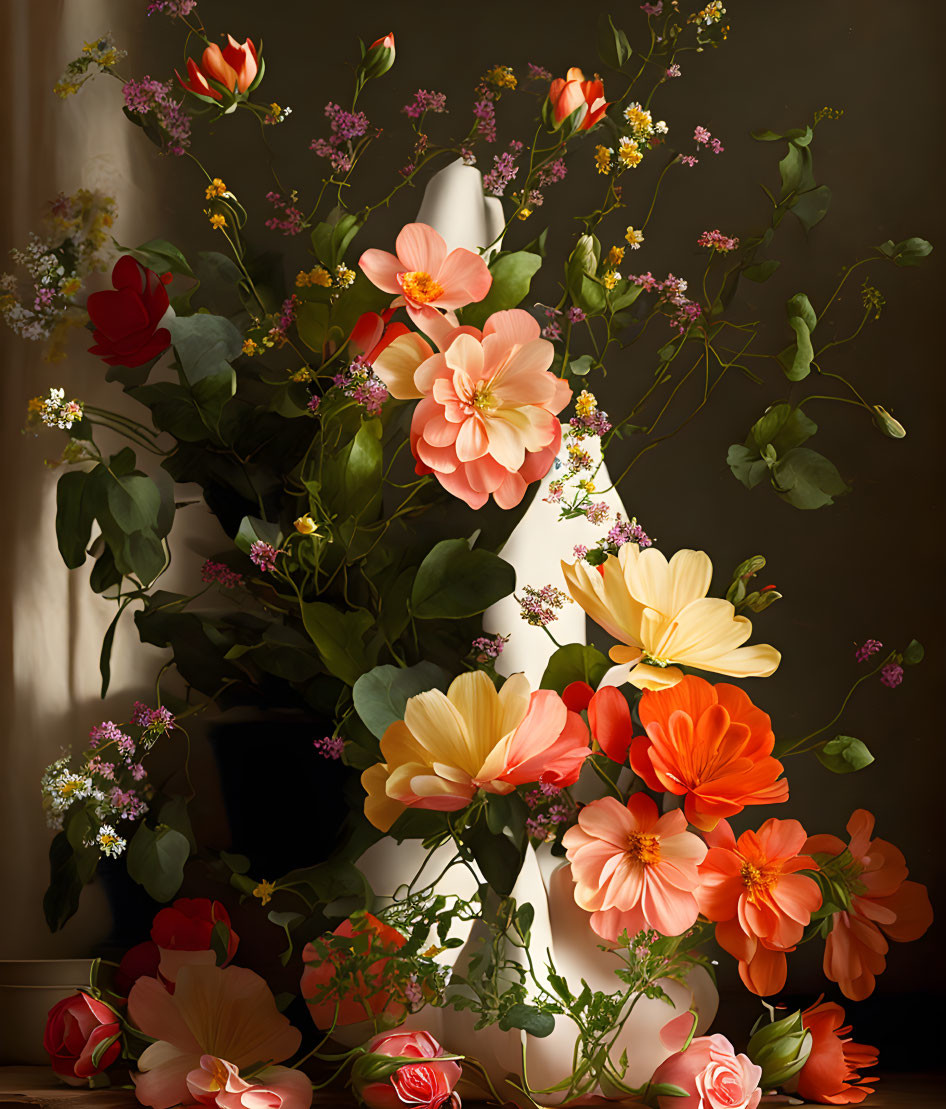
xmin=353 ymin=1030 xmax=461 ymax=1109
xmin=651 ymin=1034 xmax=762 ymax=1109
xmin=43 ymin=992 xmax=121 ymax=1086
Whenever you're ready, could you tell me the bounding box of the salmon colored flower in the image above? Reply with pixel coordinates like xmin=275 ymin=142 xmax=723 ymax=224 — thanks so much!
xmin=561 ymin=681 xmax=635 ymax=765
xmin=631 ymin=675 xmax=788 ymax=831
xmin=128 ymin=965 xmax=301 ymax=1109
xmin=177 ymin=36 xmax=260 ymax=104
xmin=697 ymin=818 xmax=822 ymax=996
xmin=788 ymin=1001 xmax=878 ymax=1106
xmin=650 ymin=1033 xmax=762 ymax=1109
xmin=348 ymin=310 xmax=410 ymax=364
xmin=300 ymin=913 xmax=406 ymax=1029
xmin=806 ymin=809 xmax=933 ymax=1000
xmin=373 ymin=308 xmax=571 ymax=509
xmin=187 ymin=1056 xmax=313 ymax=1109
xmin=548 ymin=68 xmax=609 ymax=131
xmin=361 ymin=671 xmax=589 ymax=832
xmin=561 ymin=545 xmax=781 ymax=691
xmin=358 ymin=222 xmax=492 ymax=331
xmin=563 ymin=792 xmax=707 ymax=940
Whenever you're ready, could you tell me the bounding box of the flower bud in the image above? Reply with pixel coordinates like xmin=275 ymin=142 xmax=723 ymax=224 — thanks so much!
xmin=747 ymin=1010 xmax=813 ymax=1089
xmin=293 ymin=514 xmax=319 ymax=535
xmin=872 ymin=404 xmax=906 ymax=438
xmin=361 ymin=33 xmax=396 ymax=80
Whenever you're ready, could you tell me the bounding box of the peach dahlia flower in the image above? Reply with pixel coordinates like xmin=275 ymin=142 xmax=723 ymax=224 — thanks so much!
xmin=372 ymin=308 xmax=571 ymax=509
xmin=697 ymin=818 xmax=822 ymax=996
xmin=561 ymin=545 xmax=781 ymax=691
xmin=359 ymin=222 xmax=492 ymax=330
xmin=361 ymin=670 xmax=589 ymax=832
xmin=632 ymin=675 xmax=788 ymax=831
xmin=562 ymin=792 xmax=708 ymax=941
xmin=805 ymin=809 xmax=933 ymax=1001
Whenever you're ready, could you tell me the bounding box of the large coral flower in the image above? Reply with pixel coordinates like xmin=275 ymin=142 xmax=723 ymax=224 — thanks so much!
xmin=791 ymin=1000 xmax=878 ymax=1106
xmin=697 ymin=818 xmax=822 ymax=996
xmin=548 ymin=68 xmax=609 ymax=131
xmin=361 ymin=671 xmax=589 ymax=833
xmin=359 ymin=222 xmax=492 ymax=330
xmin=561 ymin=544 xmax=781 ymax=691
xmin=806 ymin=809 xmax=933 ymax=1000
xmin=373 ymin=308 xmax=571 ymax=509
xmin=562 ymin=792 xmax=708 ymax=941
xmin=631 ymin=675 xmax=788 ymax=831
xmin=128 ymin=964 xmax=301 ymax=1109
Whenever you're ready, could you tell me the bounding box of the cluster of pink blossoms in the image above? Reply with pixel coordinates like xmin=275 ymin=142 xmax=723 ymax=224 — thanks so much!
xmin=483 ymin=141 xmax=523 ymax=197
xmin=201 ymin=560 xmax=243 ymax=589
xmin=628 ymin=271 xmax=702 ymax=333
xmin=313 ymin=735 xmax=345 ymax=760
xmin=679 ymin=123 xmax=724 ymax=167
xmin=518 ymin=584 xmax=570 ymax=627
xmin=122 ymin=77 xmax=191 ymax=154
xmin=310 ymin=102 xmax=371 ymax=173
xmin=249 ymin=541 xmax=280 ymax=572
xmin=264 ymin=192 xmax=306 ymax=236
xmin=471 ymin=634 xmax=508 ymax=662
xmin=333 ymin=356 xmax=389 ymax=417
xmin=698 ymin=228 xmax=739 ymax=252
xmin=401 ymin=90 xmax=447 ymax=119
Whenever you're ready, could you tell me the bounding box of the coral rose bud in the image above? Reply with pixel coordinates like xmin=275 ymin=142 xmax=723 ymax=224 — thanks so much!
xmin=44 ymin=992 xmax=121 ymax=1085
xmin=651 ymin=1034 xmax=762 ymax=1109
xmin=352 ymin=1030 xmax=462 ymax=1109
xmin=362 ymin=33 xmax=396 ymax=79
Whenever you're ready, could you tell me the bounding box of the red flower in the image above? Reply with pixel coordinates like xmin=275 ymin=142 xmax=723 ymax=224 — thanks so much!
xmin=176 ymin=36 xmax=260 ymax=103
xmin=149 ymin=897 xmax=239 ymax=985
xmin=44 ymin=992 xmax=121 ymax=1085
xmin=301 ymin=912 xmax=407 ymax=1029
xmin=348 ymin=309 xmax=410 ymax=363
xmin=115 ymin=939 xmax=161 ymax=996
xmin=548 ymin=68 xmax=609 ymax=131
xmin=354 ymin=1030 xmax=461 ymax=1109
xmin=793 ymin=1000 xmax=878 ymax=1105
xmin=87 ymin=255 xmax=172 ymax=368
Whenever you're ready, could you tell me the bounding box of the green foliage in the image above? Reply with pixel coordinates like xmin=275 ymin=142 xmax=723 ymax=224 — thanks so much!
xmin=353 ymin=661 xmax=450 ymax=739
xmin=411 ymin=539 xmax=516 ymax=620
xmin=596 ymin=14 xmax=632 ymax=69
xmin=459 ymin=251 xmax=542 ymax=329
xmin=301 ymin=602 xmax=376 ymax=686
xmin=541 ymin=643 xmax=610 ymax=692
xmin=779 ymin=294 xmax=817 ymax=381
xmin=877 ymin=236 xmax=933 ymax=266
xmin=816 ymin=735 xmax=874 ymax=774
xmin=126 ymin=822 xmax=190 ymax=902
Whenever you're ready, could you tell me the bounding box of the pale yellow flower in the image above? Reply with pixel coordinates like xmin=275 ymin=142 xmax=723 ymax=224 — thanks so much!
xmin=561 ymin=544 xmax=780 ymax=691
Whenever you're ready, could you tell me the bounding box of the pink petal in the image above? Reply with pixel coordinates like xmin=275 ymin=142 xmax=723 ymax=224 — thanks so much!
xmin=395 ymin=223 xmax=447 ymax=274
xmin=434 ymin=247 xmax=493 ymax=309
xmin=358 ymin=248 xmax=405 ymax=295
xmin=483 ymin=308 xmax=541 ymax=346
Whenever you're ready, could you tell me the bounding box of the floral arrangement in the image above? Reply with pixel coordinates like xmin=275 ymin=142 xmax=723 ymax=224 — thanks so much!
xmin=9 ymin=2 xmax=935 ymax=1107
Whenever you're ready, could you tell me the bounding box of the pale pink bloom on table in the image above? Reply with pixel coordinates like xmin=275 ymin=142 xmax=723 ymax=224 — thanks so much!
xmin=562 ymin=791 xmax=707 ymax=940
xmin=362 ymin=671 xmax=589 ymax=832
xmin=128 ymin=965 xmax=301 ymax=1109
xmin=373 ymin=308 xmax=570 ymax=509
xmin=650 ymin=1034 xmax=761 ymax=1109
xmin=806 ymin=808 xmax=933 ymax=1000
xmin=358 ymin=222 xmax=492 ymax=330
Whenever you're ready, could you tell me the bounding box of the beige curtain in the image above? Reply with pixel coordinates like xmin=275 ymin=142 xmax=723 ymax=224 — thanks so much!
xmin=0 ymin=0 xmax=225 ymax=957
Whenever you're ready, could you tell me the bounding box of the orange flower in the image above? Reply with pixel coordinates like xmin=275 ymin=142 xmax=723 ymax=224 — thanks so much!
xmin=631 ymin=675 xmax=788 ymax=831
xmin=806 ymin=809 xmax=933 ymax=1000
xmin=177 ymin=36 xmax=260 ymax=104
xmin=548 ymin=68 xmax=609 ymax=131
xmin=792 ymin=1000 xmax=878 ymax=1105
xmin=697 ymin=818 xmax=822 ymax=996
xmin=563 ymin=792 xmax=708 ymax=941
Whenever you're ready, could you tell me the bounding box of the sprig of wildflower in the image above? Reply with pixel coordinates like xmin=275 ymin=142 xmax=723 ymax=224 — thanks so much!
xmin=861 ymin=280 xmax=885 ymax=319
xmin=265 ymin=191 xmax=306 ymax=236
xmin=594 ymin=145 xmax=613 ymax=175
xmin=855 ymin=639 xmax=883 ymax=663
xmin=250 ymin=541 xmax=281 ymax=573
xmin=313 ymin=735 xmax=345 ymax=760
xmin=627 ymin=271 xmax=702 ymax=334
xmin=617 ymin=138 xmax=643 ymax=169
xmin=333 ymin=356 xmax=389 ymax=416
xmin=470 ymin=634 xmax=509 ymax=663
xmin=689 ymin=1 xmax=726 ymax=26
xmin=880 ymin=663 xmax=903 ymax=688
xmin=698 ymin=229 xmax=739 ymax=252
xmin=483 ymin=141 xmax=523 ymax=197
xmin=253 ymin=879 xmax=276 ymax=905
xmin=296 ymin=266 xmax=333 ymax=288
xmin=518 ymin=584 xmax=571 ymax=627
xmin=54 ymin=34 xmax=126 ymax=98
xmin=310 ymin=102 xmax=371 ymax=173
xmin=146 ymin=0 xmax=198 ymax=15
xmin=335 ymin=264 xmax=356 ymax=289
xmin=402 ymin=90 xmax=448 ymax=120
xmin=813 ymin=105 xmax=844 ymax=126
xmin=625 ymin=227 xmax=644 ymax=250
xmin=38 ymin=387 xmax=83 ymax=430
xmin=201 ymin=560 xmax=243 ymax=589
xmin=92 ymin=824 xmax=127 ymax=858
xmin=122 ymin=77 xmax=191 ymax=155
xmin=263 ymin=103 xmax=291 ymax=125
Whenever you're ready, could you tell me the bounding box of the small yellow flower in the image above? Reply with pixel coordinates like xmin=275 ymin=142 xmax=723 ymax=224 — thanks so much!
xmin=594 ymin=145 xmax=612 ymax=175
xmin=484 ymin=65 xmax=517 ymax=90
xmin=294 ymin=514 xmax=319 ymax=535
xmin=618 ymin=138 xmax=643 ymax=169
xmin=242 ymin=338 xmax=258 ymax=356
xmin=422 ymin=944 xmax=444 ymax=958
xmin=579 ymin=479 xmax=596 ymax=493
xmin=335 ymin=265 xmax=356 ymax=289
xmin=575 ymin=389 xmax=597 ymax=418
xmin=252 ymin=879 xmax=276 ymax=906
xmin=624 ymin=103 xmax=653 ymax=136
xmin=296 ymin=266 xmax=332 ymax=288
xmin=206 ymin=211 xmax=227 ymax=231
xmin=607 ymin=245 xmax=625 ymax=267
xmin=54 ymin=81 xmax=81 ymax=99
xmin=205 ymin=178 xmax=227 ymax=199
xmin=516 ymin=207 xmax=533 ymax=221
xmin=60 ymin=277 xmax=82 ymax=298
xmin=602 ymin=270 xmax=619 ymax=290
xmin=290 ymin=368 xmax=312 ymax=383
xmin=625 ymin=227 xmax=644 ymax=250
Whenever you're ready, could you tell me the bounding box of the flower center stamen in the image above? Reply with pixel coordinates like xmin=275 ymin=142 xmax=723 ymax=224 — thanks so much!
xmin=740 ymin=860 xmax=777 ymax=901
xmin=400 ymin=270 xmax=444 ymax=305
xmin=627 ymin=830 xmax=662 ymax=866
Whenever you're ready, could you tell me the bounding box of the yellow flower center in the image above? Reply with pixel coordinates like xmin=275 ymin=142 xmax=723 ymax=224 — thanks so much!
xmin=58 ymin=779 xmax=82 ymax=797
xmin=740 ymin=860 xmax=777 ymax=902
xmin=400 ymin=270 xmax=444 ymax=304
xmin=627 ymin=831 xmax=662 ymax=866
xmin=208 ymin=1058 xmax=230 ymax=1090
xmin=473 ymin=381 xmax=496 ymax=411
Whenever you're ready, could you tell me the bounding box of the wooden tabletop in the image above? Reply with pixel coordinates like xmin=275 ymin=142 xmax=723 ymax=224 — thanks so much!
xmin=1 ymin=1067 xmax=942 ymax=1107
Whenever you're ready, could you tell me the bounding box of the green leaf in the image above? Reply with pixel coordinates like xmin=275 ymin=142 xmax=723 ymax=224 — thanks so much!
xmin=301 ymin=602 xmax=374 ymax=685
xmin=902 ymin=639 xmax=924 ymax=665
xmin=411 ymin=539 xmax=516 ymax=620
xmin=56 ymin=470 xmax=94 ymax=569
xmin=353 ymin=661 xmax=450 ymax=739
xmin=778 ymin=294 xmax=817 ymax=381
xmin=791 ymin=185 xmax=831 ymax=230
xmin=499 ymin=1003 xmax=555 ymax=1038
xmin=778 ymin=142 xmax=814 ymax=197
xmin=104 ymin=471 xmax=162 ymax=534
xmin=127 ymin=238 xmax=194 ymax=278
xmin=742 ymin=260 xmax=780 ymax=282
xmin=727 ymin=444 xmax=769 ymax=490
xmin=167 ymin=314 xmax=242 ymax=384
xmin=462 ymin=820 xmax=525 ymax=897
xmin=311 ymin=210 xmax=363 ymax=268
xmin=568 ymin=354 xmax=594 ymax=377
xmin=816 ymin=735 xmax=874 ymax=774
xmin=159 ymin=796 xmax=197 ymax=853
xmin=786 ymin=293 xmax=817 ymax=332
xmin=609 ymin=282 xmax=644 ymax=311
xmin=322 ymin=417 xmax=383 ymax=520
xmin=771 ymin=447 xmax=849 ymax=509
xmin=126 ymin=824 xmax=190 ymax=902
xmin=540 ymin=643 xmax=609 ymax=693
xmin=750 ymin=404 xmax=818 ymax=455
xmin=44 ymin=831 xmax=96 ymax=932
xmin=878 ymin=236 xmax=933 ymax=267
xmin=99 ymin=600 xmax=131 ymax=697
xmin=596 ymin=13 xmax=632 ymax=68
xmin=235 ymin=515 xmax=282 ymax=555
xmin=752 ymin=126 xmax=812 ymax=145
xmin=460 ymin=252 xmax=542 ymax=329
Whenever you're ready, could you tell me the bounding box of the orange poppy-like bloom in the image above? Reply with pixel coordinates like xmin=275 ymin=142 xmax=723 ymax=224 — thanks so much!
xmin=548 ymin=68 xmax=609 ymax=131
xmin=697 ymin=818 xmax=822 ymax=996
xmin=177 ymin=36 xmax=260 ymax=103
xmin=805 ymin=809 xmax=933 ymax=1000
xmin=563 ymin=792 xmax=708 ymax=941
xmin=631 ymin=675 xmax=789 ymax=831
xmin=791 ymin=1000 xmax=878 ymax=1106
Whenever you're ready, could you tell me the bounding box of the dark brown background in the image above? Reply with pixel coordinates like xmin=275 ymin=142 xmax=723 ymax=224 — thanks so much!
xmin=8 ymin=0 xmax=946 ymax=1069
